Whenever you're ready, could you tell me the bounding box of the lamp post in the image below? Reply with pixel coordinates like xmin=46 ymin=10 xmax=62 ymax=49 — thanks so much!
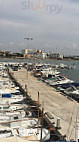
xmin=24 ymin=37 xmax=33 ymax=58
xmin=24 ymin=37 xmax=33 ymax=50
xmin=24 ymin=37 xmax=33 ymax=76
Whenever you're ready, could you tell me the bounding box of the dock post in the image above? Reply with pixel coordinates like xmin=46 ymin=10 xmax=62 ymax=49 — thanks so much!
xmin=25 ymin=84 xmax=28 ymax=95
xmin=41 ymin=101 xmax=44 ymax=141
xmin=38 ymin=91 xmax=40 ymax=125
xmin=56 ymin=117 xmax=60 ymax=129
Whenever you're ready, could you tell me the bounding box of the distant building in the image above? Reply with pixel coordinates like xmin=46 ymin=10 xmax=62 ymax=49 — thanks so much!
xmin=42 ymin=52 xmax=47 ymax=59
xmin=0 ymin=50 xmax=23 ymax=58
xmin=34 ymin=52 xmax=47 ymax=59
xmin=22 ymin=49 xmax=37 ymax=57
xmin=22 ymin=49 xmax=43 ymax=58
xmin=0 ymin=50 xmax=11 ymax=57
xmin=22 ymin=49 xmax=63 ymax=59
xmin=49 ymin=53 xmax=63 ymax=59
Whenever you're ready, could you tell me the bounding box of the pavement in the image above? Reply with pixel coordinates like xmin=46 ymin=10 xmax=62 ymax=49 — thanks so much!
xmin=10 ymin=67 xmax=79 ymax=141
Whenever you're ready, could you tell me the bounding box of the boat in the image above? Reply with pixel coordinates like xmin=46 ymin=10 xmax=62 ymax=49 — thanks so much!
xmin=0 ymin=129 xmax=12 ymax=138
xmin=64 ymin=85 xmax=79 ymax=100
xmin=0 ymin=103 xmax=28 ymax=111
xmin=49 ymin=76 xmax=73 ymax=86
xmin=14 ymin=127 xmax=50 ymax=141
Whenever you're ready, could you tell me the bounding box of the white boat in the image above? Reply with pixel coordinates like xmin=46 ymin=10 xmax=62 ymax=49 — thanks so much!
xmin=64 ymin=86 xmax=79 ymax=99
xmin=0 ymin=88 xmax=24 ymax=103
xmin=49 ymin=77 xmax=73 ymax=86
xmin=10 ymin=118 xmax=39 ymax=129
xmin=41 ymin=68 xmax=60 ymax=78
xmin=0 ymin=129 xmax=12 ymax=138
xmin=1 ymin=71 xmax=8 ymax=78
xmin=14 ymin=127 xmax=50 ymax=141
xmin=0 ymin=110 xmax=25 ymax=117
xmin=0 ymin=104 xmax=27 ymax=111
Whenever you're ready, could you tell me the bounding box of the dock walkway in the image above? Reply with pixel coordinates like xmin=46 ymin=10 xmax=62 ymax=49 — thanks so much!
xmin=10 ymin=67 xmax=79 ymax=141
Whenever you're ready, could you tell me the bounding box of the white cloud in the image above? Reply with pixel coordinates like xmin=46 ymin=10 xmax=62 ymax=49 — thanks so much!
xmin=0 ymin=0 xmax=79 ymax=55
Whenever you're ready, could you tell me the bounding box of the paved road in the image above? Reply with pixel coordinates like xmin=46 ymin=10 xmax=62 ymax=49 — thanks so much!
xmin=11 ymin=68 xmax=79 ymax=141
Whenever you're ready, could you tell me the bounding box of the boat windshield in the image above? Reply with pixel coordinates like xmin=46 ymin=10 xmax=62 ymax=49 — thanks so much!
xmin=76 ymin=86 xmax=79 ymax=90
xmin=66 ymin=87 xmax=75 ymax=92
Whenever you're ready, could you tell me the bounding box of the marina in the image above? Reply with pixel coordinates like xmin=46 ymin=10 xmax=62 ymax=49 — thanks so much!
xmin=8 ymin=62 xmax=79 ymax=141
xmin=1 ymin=0 xmax=79 ymax=141
xmin=0 ymin=62 xmax=51 ymax=142
xmin=0 ymin=61 xmax=78 ymax=141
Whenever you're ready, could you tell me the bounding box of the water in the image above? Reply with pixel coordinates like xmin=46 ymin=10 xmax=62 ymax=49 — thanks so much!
xmin=0 ymin=58 xmax=79 ymax=82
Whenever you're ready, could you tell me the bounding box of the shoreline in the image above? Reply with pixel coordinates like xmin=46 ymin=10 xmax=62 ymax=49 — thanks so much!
xmin=0 ymin=57 xmax=79 ymax=61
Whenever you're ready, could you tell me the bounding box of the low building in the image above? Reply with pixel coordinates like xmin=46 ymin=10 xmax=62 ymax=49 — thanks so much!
xmin=49 ymin=53 xmax=63 ymax=59
xmin=0 ymin=50 xmax=11 ymax=57
xmin=22 ymin=49 xmax=37 ymax=58
xmin=22 ymin=49 xmax=43 ymax=58
xmin=34 ymin=52 xmax=47 ymax=59
xmin=42 ymin=52 xmax=47 ymax=59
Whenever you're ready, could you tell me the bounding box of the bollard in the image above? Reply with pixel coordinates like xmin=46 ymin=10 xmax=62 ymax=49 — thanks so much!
xmin=56 ymin=117 xmax=61 ymax=129
xmin=25 ymin=84 xmax=28 ymax=94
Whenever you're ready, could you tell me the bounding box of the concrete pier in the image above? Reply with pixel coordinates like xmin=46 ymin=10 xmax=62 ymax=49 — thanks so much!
xmin=9 ymin=67 xmax=79 ymax=141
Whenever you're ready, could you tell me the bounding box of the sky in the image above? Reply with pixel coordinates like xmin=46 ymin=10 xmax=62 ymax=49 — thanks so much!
xmin=0 ymin=0 xmax=79 ymax=55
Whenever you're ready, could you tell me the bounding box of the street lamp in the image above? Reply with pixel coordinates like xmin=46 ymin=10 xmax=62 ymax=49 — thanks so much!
xmin=24 ymin=38 xmax=33 ymax=40
xmin=24 ymin=37 xmax=33 ymax=68
xmin=24 ymin=37 xmax=33 ymax=50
